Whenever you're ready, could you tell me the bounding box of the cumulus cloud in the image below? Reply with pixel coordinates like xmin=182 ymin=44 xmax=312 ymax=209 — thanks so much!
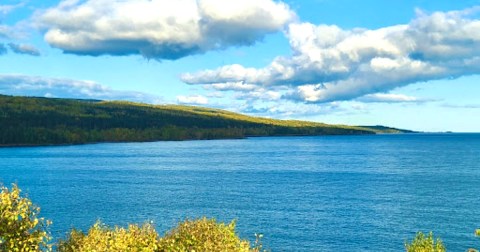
xmin=36 ymin=0 xmax=295 ymax=60
xmin=183 ymin=7 xmax=480 ymax=103
xmin=8 ymin=43 xmax=41 ymax=56
xmin=0 ymin=74 xmax=163 ymax=103
xmin=176 ymin=94 xmax=209 ymax=105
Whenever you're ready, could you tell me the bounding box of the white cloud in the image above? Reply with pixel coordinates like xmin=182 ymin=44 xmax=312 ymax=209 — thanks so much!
xmin=0 ymin=3 xmax=24 ymax=17
xmin=0 ymin=74 xmax=163 ymax=103
xmin=0 ymin=3 xmax=34 ymax=43
xmin=176 ymin=94 xmax=209 ymax=105
xmin=8 ymin=43 xmax=41 ymax=56
xmin=234 ymin=89 xmax=281 ymax=101
xmin=0 ymin=25 xmax=12 ymax=39
xmin=205 ymin=81 xmax=258 ymax=92
xmin=36 ymin=0 xmax=295 ymax=60
xmin=358 ymin=93 xmax=421 ymax=103
xmin=0 ymin=2 xmax=27 ymax=39
xmin=183 ymin=7 xmax=480 ymax=103
xmin=236 ymin=100 xmax=360 ymax=119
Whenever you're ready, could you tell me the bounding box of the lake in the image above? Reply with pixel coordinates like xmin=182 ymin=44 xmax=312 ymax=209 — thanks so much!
xmin=1 ymin=133 xmax=479 ymax=251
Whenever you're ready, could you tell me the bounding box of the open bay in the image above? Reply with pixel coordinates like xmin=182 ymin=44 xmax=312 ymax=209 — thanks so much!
xmin=1 ymin=133 xmax=479 ymax=251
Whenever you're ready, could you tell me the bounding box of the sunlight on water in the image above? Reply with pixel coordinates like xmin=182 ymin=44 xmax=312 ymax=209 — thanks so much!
xmin=1 ymin=134 xmax=479 ymax=251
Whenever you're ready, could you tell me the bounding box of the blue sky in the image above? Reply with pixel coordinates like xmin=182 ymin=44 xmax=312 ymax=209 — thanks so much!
xmin=1 ymin=0 xmax=479 ymax=132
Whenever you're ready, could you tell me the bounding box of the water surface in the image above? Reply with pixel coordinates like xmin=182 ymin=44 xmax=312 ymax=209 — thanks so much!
xmin=1 ymin=134 xmax=479 ymax=251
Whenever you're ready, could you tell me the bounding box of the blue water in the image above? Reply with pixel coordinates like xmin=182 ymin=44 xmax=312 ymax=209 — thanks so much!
xmin=1 ymin=134 xmax=479 ymax=251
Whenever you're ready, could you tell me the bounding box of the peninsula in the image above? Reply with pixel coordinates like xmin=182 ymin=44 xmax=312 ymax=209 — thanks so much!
xmin=0 ymin=95 xmax=412 ymax=146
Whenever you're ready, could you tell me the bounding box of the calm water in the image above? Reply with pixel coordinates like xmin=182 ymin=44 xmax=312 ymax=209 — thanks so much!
xmin=1 ymin=134 xmax=479 ymax=251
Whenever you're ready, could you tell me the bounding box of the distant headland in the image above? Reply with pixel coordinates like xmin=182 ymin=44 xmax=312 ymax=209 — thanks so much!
xmin=0 ymin=95 xmax=414 ymax=147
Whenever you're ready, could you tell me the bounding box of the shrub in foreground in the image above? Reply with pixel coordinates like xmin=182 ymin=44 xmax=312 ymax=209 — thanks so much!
xmin=58 ymin=218 xmax=258 ymax=252
xmin=405 ymin=232 xmax=445 ymax=252
xmin=1 ymin=183 xmax=264 ymax=251
xmin=158 ymin=217 xmax=253 ymax=252
xmin=57 ymin=222 xmax=159 ymax=252
xmin=12 ymin=183 xmax=480 ymax=252
xmin=0 ymin=184 xmax=51 ymax=251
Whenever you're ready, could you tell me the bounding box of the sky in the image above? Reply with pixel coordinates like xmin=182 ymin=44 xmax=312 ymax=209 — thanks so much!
xmin=1 ymin=0 xmax=480 ymax=132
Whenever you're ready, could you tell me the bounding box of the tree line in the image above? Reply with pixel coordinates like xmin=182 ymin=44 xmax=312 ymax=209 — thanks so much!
xmin=0 ymin=95 xmax=377 ymax=146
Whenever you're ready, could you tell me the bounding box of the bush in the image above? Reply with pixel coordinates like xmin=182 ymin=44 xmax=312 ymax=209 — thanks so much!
xmin=58 ymin=218 xmax=260 ymax=252
xmin=405 ymin=232 xmax=446 ymax=252
xmin=157 ymin=217 xmax=252 ymax=252
xmin=0 ymin=184 xmax=51 ymax=251
xmin=57 ymin=221 xmax=159 ymax=252
xmin=1 ymin=183 xmax=263 ymax=251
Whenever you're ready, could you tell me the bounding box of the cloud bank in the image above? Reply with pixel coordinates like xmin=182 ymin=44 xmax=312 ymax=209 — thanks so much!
xmin=183 ymin=8 xmax=480 ymax=103
xmin=8 ymin=43 xmax=41 ymax=56
xmin=0 ymin=74 xmax=162 ymax=103
xmin=37 ymin=0 xmax=294 ymax=60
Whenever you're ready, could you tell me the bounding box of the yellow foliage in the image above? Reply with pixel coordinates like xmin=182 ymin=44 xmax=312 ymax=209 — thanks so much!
xmin=405 ymin=232 xmax=446 ymax=252
xmin=158 ymin=217 xmax=252 ymax=252
xmin=58 ymin=218 xmax=261 ymax=252
xmin=2 ymin=184 xmax=264 ymax=252
xmin=57 ymin=222 xmax=159 ymax=252
xmin=0 ymin=184 xmax=51 ymax=251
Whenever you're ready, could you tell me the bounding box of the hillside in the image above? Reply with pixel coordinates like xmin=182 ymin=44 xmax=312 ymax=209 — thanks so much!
xmin=0 ymin=95 xmax=408 ymax=146
xmin=359 ymin=125 xmax=417 ymax=134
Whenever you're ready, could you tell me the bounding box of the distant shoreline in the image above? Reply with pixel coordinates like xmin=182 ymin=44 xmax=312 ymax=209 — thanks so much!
xmin=0 ymin=95 xmax=415 ymax=147
xmin=14 ymin=132 xmax=480 ymax=149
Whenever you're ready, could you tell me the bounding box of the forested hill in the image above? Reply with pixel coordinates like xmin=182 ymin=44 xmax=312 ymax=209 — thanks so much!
xmin=358 ymin=125 xmax=416 ymax=134
xmin=0 ymin=95 xmax=408 ymax=146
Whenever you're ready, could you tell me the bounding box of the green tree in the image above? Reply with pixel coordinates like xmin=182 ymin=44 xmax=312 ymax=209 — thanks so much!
xmin=0 ymin=184 xmax=51 ymax=251
xmin=405 ymin=232 xmax=446 ymax=252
